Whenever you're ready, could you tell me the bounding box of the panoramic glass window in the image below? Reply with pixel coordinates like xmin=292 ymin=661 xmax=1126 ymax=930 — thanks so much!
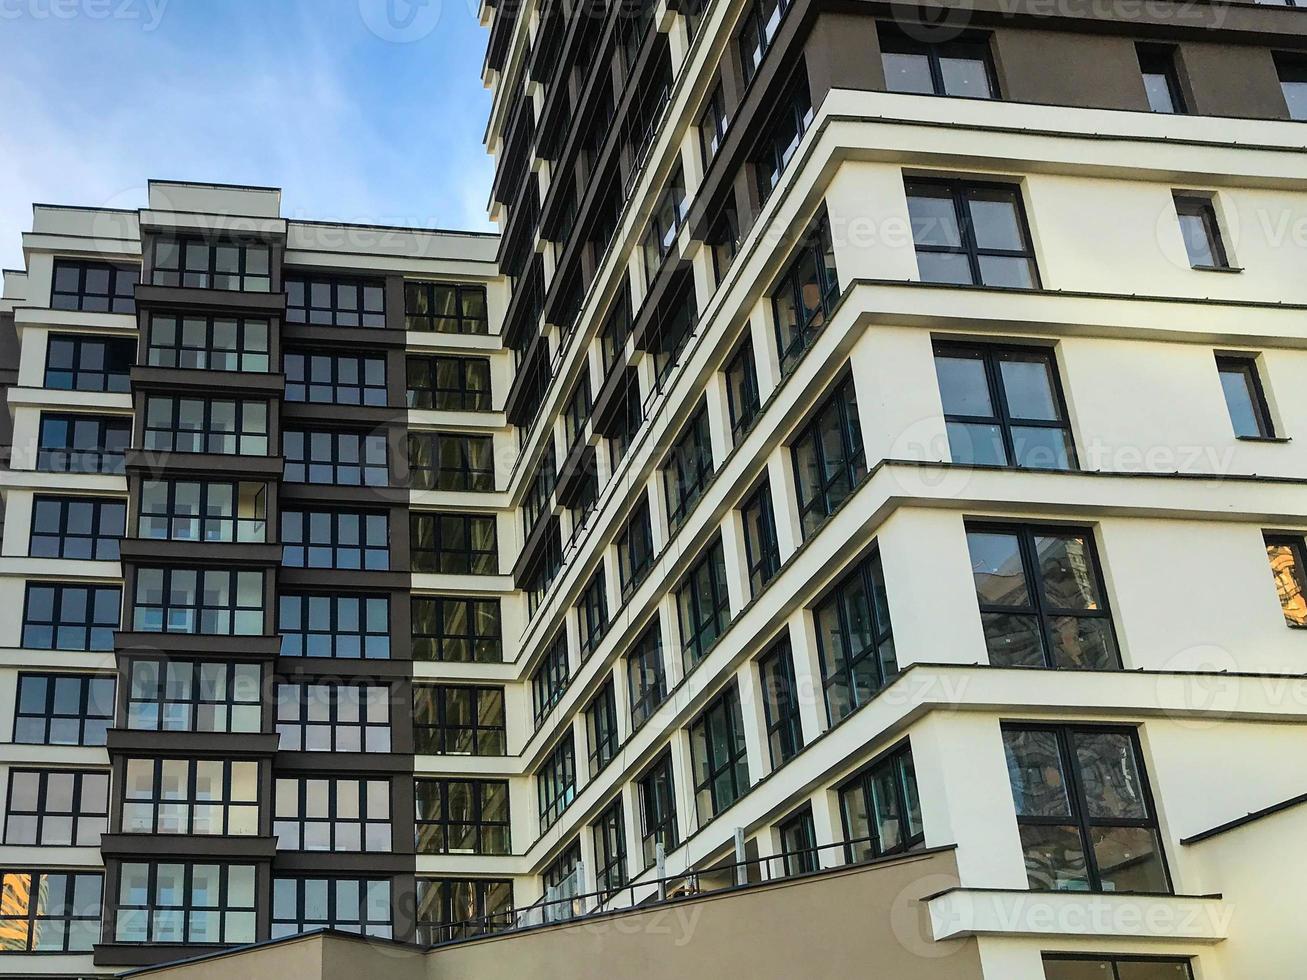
xmin=1003 ymin=724 xmax=1170 ymax=893
xmin=279 ymin=593 xmax=390 ymax=659
xmin=0 ymin=871 xmax=102 ymax=952
xmin=122 ymin=759 xmax=258 ymax=836
xmin=792 ymin=375 xmax=865 ymax=537
xmin=934 ymin=342 xmax=1075 ymax=469
xmin=1043 ymin=955 xmax=1194 ymax=980
xmin=116 ymin=863 xmax=256 ymax=944
xmin=139 ymin=480 xmax=267 ymax=544
xmin=286 ymin=351 xmax=387 ymax=406
xmin=405 ymin=281 xmax=489 ymax=333
xmin=285 ymin=275 xmax=385 ymax=327
xmin=37 ymin=414 xmax=131 ymax=475
xmin=125 ymin=660 xmax=261 ymax=734
xmin=880 ymin=28 xmax=997 ymax=98
xmin=813 ymin=550 xmax=896 ymax=724
xmin=51 ymin=259 xmax=137 ymax=313
xmin=153 ymin=238 xmax=271 ymax=292
xmin=44 ymin=334 xmax=134 ymax=392
xmin=689 ymin=685 xmax=750 ymax=822
xmin=906 ymin=178 xmax=1039 ymax=288
xmin=4 ymin=769 xmax=108 ymax=845
xmin=272 ymin=877 xmax=391 ymax=938
xmin=29 ymin=496 xmax=125 ymax=560
xmin=1137 ymin=43 xmax=1187 ymax=113
xmin=965 ymin=523 xmax=1119 ymax=669
xmin=13 ymin=673 xmax=115 ymax=746
xmin=147 ymin=315 xmax=269 ymax=372
xmin=838 ymin=744 xmax=923 ymax=861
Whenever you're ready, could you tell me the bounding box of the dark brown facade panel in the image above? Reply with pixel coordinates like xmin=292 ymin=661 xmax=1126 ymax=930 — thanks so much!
xmin=990 ymin=29 xmax=1151 ymax=110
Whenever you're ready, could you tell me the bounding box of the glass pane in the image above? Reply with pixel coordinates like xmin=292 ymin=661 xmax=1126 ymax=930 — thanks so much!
xmin=1035 ymin=534 xmax=1102 ymax=610
xmin=999 ymin=355 xmax=1059 ymax=421
xmin=1010 ymin=426 xmax=1072 ymax=470
xmin=1019 ymin=822 xmax=1089 ymax=891
xmin=935 ymin=353 xmax=993 ymax=417
xmin=1048 ymin=616 xmax=1118 ymax=670
xmin=967 ymin=188 xmax=1024 ymax=250
xmin=1218 ymin=365 xmax=1263 ymax=438
xmin=977 ymin=254 xmax=1036 ymax=289
xmin=1073 ymin=731 xmax=1150 ymax=819
xmin=1091 ymin=826 xmax=1169 ymax=893
xmin=940 ymin=55 xmax=993 ymax=98
xmin=946 ymin=421 xmax=1007 ymax=466
xmin=967 ymin=531 xmax=1029 ymax=606
xmin=907 ymin=188 xmax=962 ymax=247
xmin=981 ymin=612 xmax=1045 ymax=667
xmin=882 ymin=52 xmax=934 ymax=94
xmin=1003 ymin=728 xmax=1071 ymax=817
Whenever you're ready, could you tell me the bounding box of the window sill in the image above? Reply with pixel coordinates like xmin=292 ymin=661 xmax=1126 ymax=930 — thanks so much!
xmin=1235 ymin=434 xmax=1291 ymax=443
xmin=1189 ymin=264 xmax=1243 ymax=274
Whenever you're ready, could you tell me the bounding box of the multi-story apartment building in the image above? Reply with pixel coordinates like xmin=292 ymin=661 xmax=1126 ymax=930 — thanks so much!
xmin=3 ymin=0 xmax=1307 ymax=978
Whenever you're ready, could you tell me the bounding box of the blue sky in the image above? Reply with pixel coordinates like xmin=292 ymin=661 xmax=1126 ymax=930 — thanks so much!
xmin=0 ymin=0 xmax=495 ymax=269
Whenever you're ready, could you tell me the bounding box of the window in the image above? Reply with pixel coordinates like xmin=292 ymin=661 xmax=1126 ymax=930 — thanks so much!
xmin=541 ymin=841 xmax=583 ymax=910
xmin=1043 ymin=955 xmax=1194 ymax=980
xmin=586 ymin=681 xmax=619 ymax=777
xmin=617 ymin=499 xmax=654 ymax=600
xmin=36 ymin=413 xmax=130 ymax=474
xmin=143 ymin=396 xmax=268 ymax=457
xmin=814 ymin=550 xmax=897 ymax=724
xmin=676 ymin=539 xmax=732 ymax=670
xmin=1003 ymin=724 xmax=1170 ymax=893
xmin=880 ymin=28 xmax=997 ymax=98
xmin=416 ymin=878 xmax=512 ymax=943
xmin=537 ymin=734 xmax=577 ymax=831
xmin=577 ymin=570 xmax=609 ymax=659
xmin=279 ymin=593 xmax=390 ymax=659
xmin=1174 ymin=195 xmax=1229 ymax=270
xmin=759 ymin=638 xmax=803 ymax=766
xmin=772 ymin=214 xmax=838 ymax=376
xmin=285 ymin=275 xmax=385 ymax=327
xmin=1137 ymin=43 xmax=1186 ymax=113
xmin=0 ymin=871 xmax=101 ymax=952
xmin=741 ymin=481 xmax=781 ymax=596
xmin=126 ymin=659 xmax=261 ymax=734
xmin=522 ymin=447 xmax=557 ymax=540
xmin=133 ymin=567 xmax=263 ymax=635
xmin=44 ymin=334 xmax=133 ymax=392
xmin=405 ymin=281 xmax=489 ymax=333
xmin=413 ymin=685 xmax=506 ymax=755
xmin=563 ymin=375 xmax=591 ymax=454
xmin=29 ymin=496 xmax=125 ymax=560
xmin=282 ymin=509 xmax=390 ymax=570
xmin=592 ymin=801 xmax=628 ymax=898
xmin=275 ymin=682 xmax=391 ymax=753
xmin=754 ymin=74 xmax=813 ymax=205
xmin=147 ymin=314 xmax=270 ymax=372
xmin=415 ymin=779 xmax=511 ymax=855
xmin=641 ymin=167 xmax=688 ymax=280
xmin=1278 ymin=54 xmax=1307 ymax=120
xmin=638 ymin=753 xmax=678 ymax=868
xmin=4 ymin=770 xmax=108 ymax=845
xmin=839 ymin=744 xmax=923 ymax=861
xmin=122 ymin=759 xmax=258 ymax=836
xmin=628 ymin=622 xmax=667 ymax=731
xmin=532 ymin=633 xmax=571 ymax=724
xmin=934 ymin=343 xmax=1075 ymax=469
xmin=689 ymin=685 xmax=750 ymax=822
xmin=408 ymin=433 xmax=494 ymax=491
xmin=22 ymin=583 xmax=119 ymax=651
xmin=286 ymin=351 xmax=387 ymax=406
xmin=13 ymin=674 xmax=114 ymax=746
xmin=600 ymin=285 xmax=633 ymax=376
xmin=116 ymin=863 xmax=256 ymax=943
xmin=699 ymin=83 xmax=728 ymax=166
xmin=274 ymin=777 xmax=391 ymax=851
xmin=407 ymin=355 xmax=491 ymax=410
xmin=51 ymin=259 xmax=137 ymax=312
xmin=412 ymin=596 xmax=502 ymax=662
xmin=907 ymin=178 xmax=1039 ymax=288
xmin=139 ymin=480 xmax=267 ymax=543
xmin=724 ymin=339 xmax=760 ymax=442
xmin=609 ymin=372 xmax=645 ymax=468
xmin=1217 ymin=355 xmax=1275 ymax=439
xmin=272 ymin=878 xmax=391 ymax=939
xmin=410 ymin=513 xmax=497 ymax=574
xmin=777 ymin=807 xmax=818 ymax=875
xmin=738 ymin=0 xmax=788 ymax=84
xmin=285 ymin=429 xmax=389 ymax=486
xmin=153 ymin=237 xmax=271 ymax=292
xmin=792 ymin=375 xmax=866 ymax=537
xmin=664 ymin=403 xmax=715 ymax=531
xmin=1264 ymin=536 xmax=1307 ymax=627
xmin=966 ymin=523 xmax=1119 ymax=669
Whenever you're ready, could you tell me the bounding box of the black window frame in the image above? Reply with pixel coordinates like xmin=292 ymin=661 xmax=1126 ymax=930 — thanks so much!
xmin=286 ymin=350 xmax=388 ymax=406
xmin=29 ymin=495 xmax=125 ymax=560
xmin=1042 ymin=954 xmax=1194 ymax=980
xmin=43 ymin=333 xmax=134 ymax=393
xmin=124 ymin=659 xmax=262 ymax=735
xmin=13 ymin=673 xmax=114 ymax=747
xmin=586 ymin=680 xmax=620 ymax=777
xmin=591 ymin=800 xmax=628 ymax=898
xmin=415 ymin=878 xmax=512 ymax=943
xmin=36 ymin=413 xmax=131 ymax=475
xmin=617 ymin=498 xmax=655 ymax=600
xmin=274 ymin=681 xmax=392 ymax=753
xmin=415 ymin=778 xmax=511 ymax=855
xmin=934 ymin=341 xmax=1077 ymax=470
xmin=413 ymin=684 xmax=507 ymax=756
xmin=637 ymin=752 xmax=678 ymax=869
xmin=115 ymin=861 xmax=257 ymax=944
xmin=1216 ymin=354 xmax=1275 ymax=439
xmin=771 ymin=213 xmax=839 ymax=377
xmin=879 ymin=26 xmax=999 ymax=99
xmin=271 ymin=876 xmax=392 ymax=939
xmin=21 ymin=582 xmax=120 ymax=651
xmin=676 ymin=538 xmax=732 ymax=670
xmin=146 ymin=313 xmax=270 ymax=373
xmin=412 ymin=596 xmax=502 ymax=662
xmin=282 ymin=508 xmax=390 ymax=571
xmin=576 ymin=569 xmax=609 ymax=659
xmin=152 ymin=237 xmax=271 ymax=292
xmin=689 ymin=684 xmax=751 ymax=823
xmin=278 ymin=592 xmax=391 ymax=659
xmin=1137 ymin=43 xmax=1187 ymax=114
xmin=777 ymin=806 xmax=819 ymax=876
xmin=138 ymin=478 xmax=268 ymax=544
xmin=285 ymin=274 xmax=385 ymax=327
xmin=532 ymin=633 xmax=571 ymax=724
xmin=698 ymin=82 xmax=729 ymax=167
xmin=406 ymin=354 xmax=492 ymax=410
xmin=142 ymin=395 xmax=269 ymax=457
xmin=791 ymin=374 xmax=866 ymax=538
xmin=906 ymin=177 xmax=1041 ymax=289
xmin=3 ymin=769 xmax=109 ymax=846
xmin=410 ymin=512 xmax=498 ymax=574
xmin=741 ymin=480 xmax=781 ymax=596
xmin=813 ymin=549 xmax=897 ymax=725
xmin=131 ymin=566 xmax=264 ymax=636
xmin=536 ymin=733 xmax=577 ymax=831
xmin=724 ymin=338 xmax=761 ymax=443
xmin=1264 ymin=534 xmax=1307 ymax=628
xmin=404 ymin=281 xmax=489 ymax=334
xmin=284 ymin=428 xmax=389 ymax=487
xmin=1278 ymin=52 xmax=1307 ymax=121
xmin=838 ymin=742 xmax=924 ymax=862
xmin=759 ymin=637 xmax=803 ymax=767
xmin=1174 ymin=194 xmax=1230 ymax=270
xmin=753 ymin=71 xmax=813 ymax=206
xmin=628 ymin=621 xmax=667 ymax=732
xmin=664 ymin=402 xmax=715 ymax=531
xmin=0 ymin=870 xmax=102 ymax=952
xmin=50 ymin=259 xmax=137 ymax=313
xmin=122 ymin=757 xmax=259 ymax=837
xmin=965 ymin=521 xmax=1121 ymax=671
xmin=408 ymin=432 xmax=495 ymax=492
xmin=1003 ymin=723 xmax=1172 ymax=894
xmin=272 ymin=775 xmax=392 ymax=853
